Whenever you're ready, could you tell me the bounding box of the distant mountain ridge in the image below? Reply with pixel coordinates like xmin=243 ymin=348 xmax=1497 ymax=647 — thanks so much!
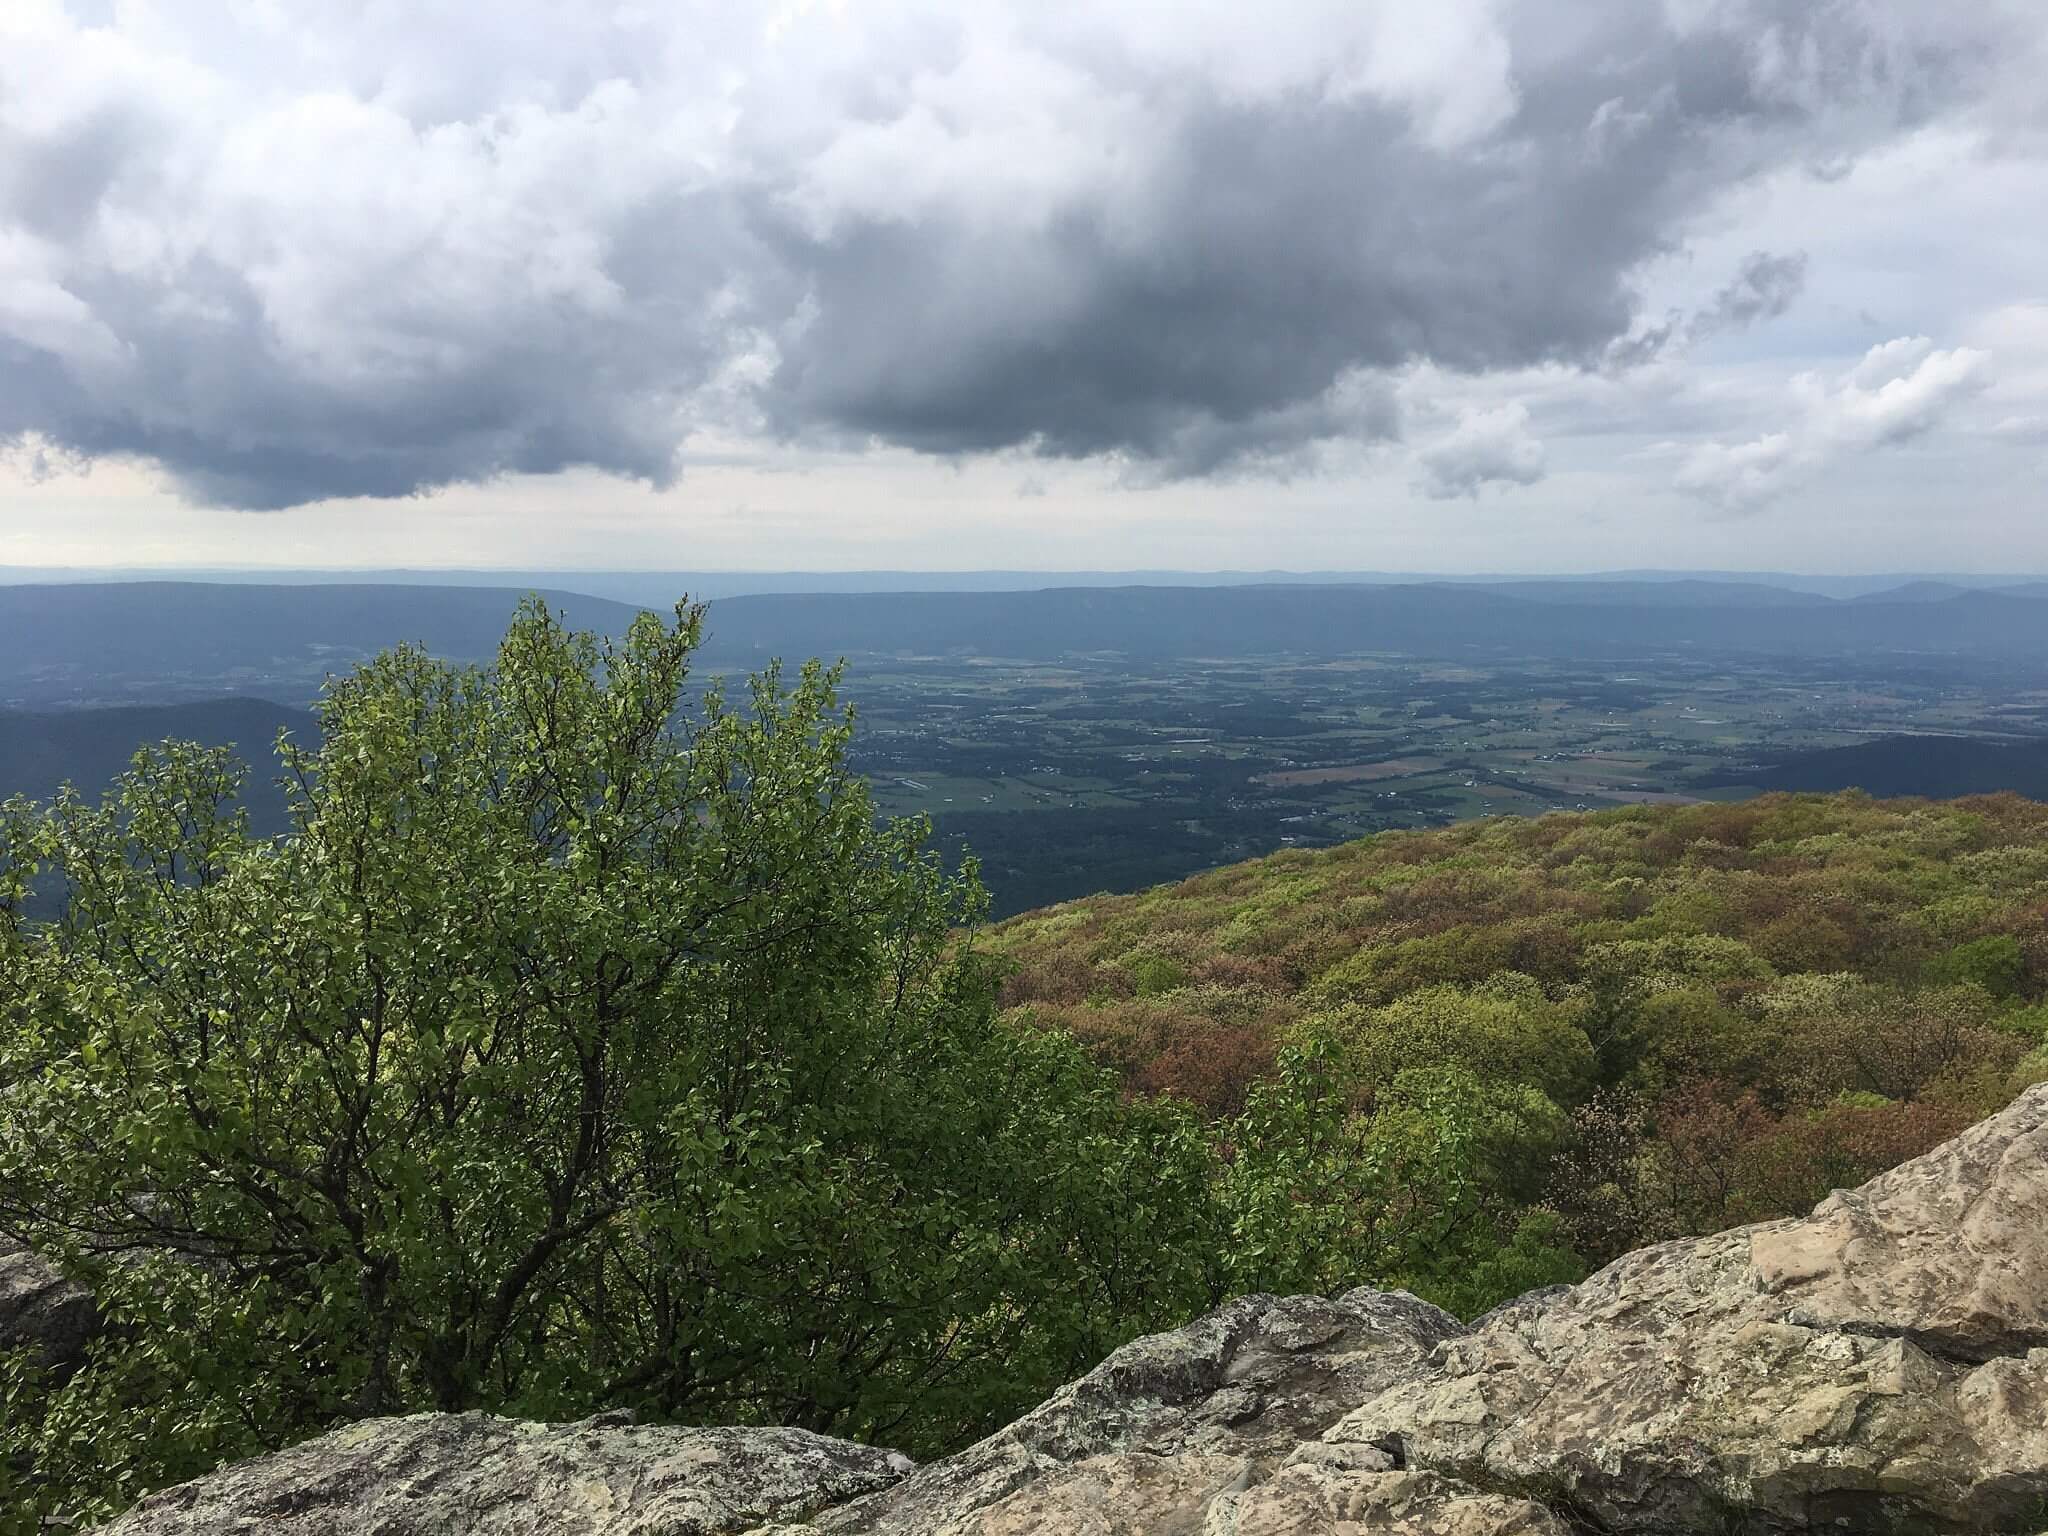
xmin=1846 ymin=581 xmax=1977 ymax=604
xmin=8 ymin=581 xmax=2048 ymax=711
xmin=1423 ymin=578 xmax=1835 ymax=608
xmin=689 ymin=582 xmax=2048 ymax=664
xmin=5 ymin=567 xmax=2045 ymax=606
xmin=0 ymin=583 xmax=644 ymax=706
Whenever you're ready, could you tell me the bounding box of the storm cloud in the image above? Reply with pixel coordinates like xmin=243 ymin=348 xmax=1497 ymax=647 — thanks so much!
xmin=0 ymin=0 xmax=2035 ymax=509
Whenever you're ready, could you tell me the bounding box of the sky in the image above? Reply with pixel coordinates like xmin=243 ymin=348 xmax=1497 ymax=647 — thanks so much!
xmin=1 ymin=0 xmax=2045 ymax=574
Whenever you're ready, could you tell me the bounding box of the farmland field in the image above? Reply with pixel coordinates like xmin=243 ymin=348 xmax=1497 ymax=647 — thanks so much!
xmin=831 ymin=649 xmax=2048 ymax=914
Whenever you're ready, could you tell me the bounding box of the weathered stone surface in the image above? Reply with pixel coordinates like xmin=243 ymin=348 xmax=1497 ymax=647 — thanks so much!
xmin=875 ymin=1451 xmax=1249 ymax=1535
xmin=0 ymin=1236 xmax=97 ymax=1368
xmin=1749 ymin=1082 xmax=2048 ymax=1360
xmin=1204 ymin=1451 xmax=1571 ymax=1536
xmin=786 ymin=1450 xmax=1566 ymax=1536
xmin=770 ymin=1450 xmax=1568 ymax=1536
xmin=98 ymin=1411 xmax=912 ymax=1536
xmin=1331 ymin=1080 xmax=2048 ymax=1533
xmin=801 ymin=1289 xmax=1465 ymax=1534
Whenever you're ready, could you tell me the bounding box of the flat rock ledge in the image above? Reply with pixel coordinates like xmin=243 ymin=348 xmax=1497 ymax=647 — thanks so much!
xmin=94 ymin=1082 xmax=2048 ymax=1535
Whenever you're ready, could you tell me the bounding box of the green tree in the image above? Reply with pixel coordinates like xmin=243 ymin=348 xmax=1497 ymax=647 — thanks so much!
xmin=0 ymin=600 xmax=1217 ymax=1524
xmin=1217 ymin=1043 xmax=1577 ymax=1311
xmin=1304 ymin=975 xmax=1596 ymax=1108
xmin=1924 ymin=934 xmax=2027 ymax=999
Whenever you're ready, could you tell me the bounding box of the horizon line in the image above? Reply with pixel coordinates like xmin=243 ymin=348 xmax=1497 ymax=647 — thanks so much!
xmin=3 ymin=565 xmax=2043 ymax=581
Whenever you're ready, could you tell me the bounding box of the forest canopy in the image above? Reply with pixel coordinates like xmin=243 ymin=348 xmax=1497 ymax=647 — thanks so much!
xmin=989 ymin=789 xmax=2048 ymax=1271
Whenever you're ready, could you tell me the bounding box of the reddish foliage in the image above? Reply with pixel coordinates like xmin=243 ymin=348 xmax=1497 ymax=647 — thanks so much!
xmin=1000 ymin=947 xmax=1115 ymax=1008
xmin=1129 ymin=1019 xmax=1279 ymax=1118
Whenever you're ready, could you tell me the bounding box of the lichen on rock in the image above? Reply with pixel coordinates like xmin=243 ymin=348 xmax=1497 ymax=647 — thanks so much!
xmin=795 ymin=1287 xmax=1480 ymax=1535
xmin=96 ymin=1412 xmax=913 ymax=1536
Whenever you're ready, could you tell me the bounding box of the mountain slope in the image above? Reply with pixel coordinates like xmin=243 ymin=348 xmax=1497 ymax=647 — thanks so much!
xmin=1710 ymin=735 xmax=2048 ymax=798
xmin=694 ymin=583 xmax=2048 ymax=662
xmin=0 ymin=698 xmax=316 ymax=832
xmin=0 ymin=583 xmax=647 ymax=705
xmin=985 ymin=790 xmax=2046 ymax=1222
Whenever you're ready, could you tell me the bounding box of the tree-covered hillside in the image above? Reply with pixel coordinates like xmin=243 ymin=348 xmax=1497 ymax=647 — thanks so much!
xmin=988 ymin=792 xmax=2048 ymax=1266
xmin=0 ymin=699 xmax=312 ymax=833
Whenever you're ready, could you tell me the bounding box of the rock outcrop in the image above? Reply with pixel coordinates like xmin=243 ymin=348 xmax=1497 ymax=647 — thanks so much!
xmin=795 ymin=1288 xmax=1564 ymax=1534
xmin=99 ymin=1412 xmax=911 ymax=1536
xmin=94 ymin=1081 xmax=2048 ymax=1535
xmin=1331 ymin=1080 xmax=2048 ymax=1534
xmin=0 ymin=1237 xmax=97 ymax=1369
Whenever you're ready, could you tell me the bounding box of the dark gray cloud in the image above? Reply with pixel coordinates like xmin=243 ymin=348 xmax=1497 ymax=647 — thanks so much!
xmin=0 ymin=0 xmax=2027 ymax=508
xmin=1600 ymin=249 xmax=1808 ymax=370
xmin=1692 ymin=251 xmax=1809 ymax=340
xmin=754 ymin=90 xmax=1631 ymax=469
xmin=756 ymin=2 xmax=1960 ymax=476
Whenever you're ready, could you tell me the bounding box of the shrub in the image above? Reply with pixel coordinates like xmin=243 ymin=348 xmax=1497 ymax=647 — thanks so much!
xmin=1924 ymin=934 xmax=2028 ymax=999
xmin=1307 ymin=977 xmax=1595 ymax=1109
xmin=1217 ymin=1045 xmax=1575 ymax=1309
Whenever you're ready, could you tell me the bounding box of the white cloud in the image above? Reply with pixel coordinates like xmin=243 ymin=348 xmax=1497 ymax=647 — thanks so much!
xmin=1675 ymin=337 xmax=1990 ymax=509
xmin=1990 ymin=415 xmax=2048 ymax=444
xmin=1415 ymin=403 xmax=1546 ymax=499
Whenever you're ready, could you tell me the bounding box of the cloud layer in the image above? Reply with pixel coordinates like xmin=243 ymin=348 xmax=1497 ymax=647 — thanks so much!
xmin=1676 ymin=337 xmax=1991 ymax=508
xmin=0 ymin=0 xmax=2039 ymax=510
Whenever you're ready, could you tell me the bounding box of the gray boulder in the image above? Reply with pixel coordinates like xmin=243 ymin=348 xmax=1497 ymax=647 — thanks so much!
xmin=0 ymin=1237 xmax=96 ymax=1369
xmin=97 ymin=1411 xmax=912 ymax=1536
xmin=790 ymin=1289 xmax=1563 ymax=1535
xmin=1330 ymin=1079 xmax=2048 ymax=1533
